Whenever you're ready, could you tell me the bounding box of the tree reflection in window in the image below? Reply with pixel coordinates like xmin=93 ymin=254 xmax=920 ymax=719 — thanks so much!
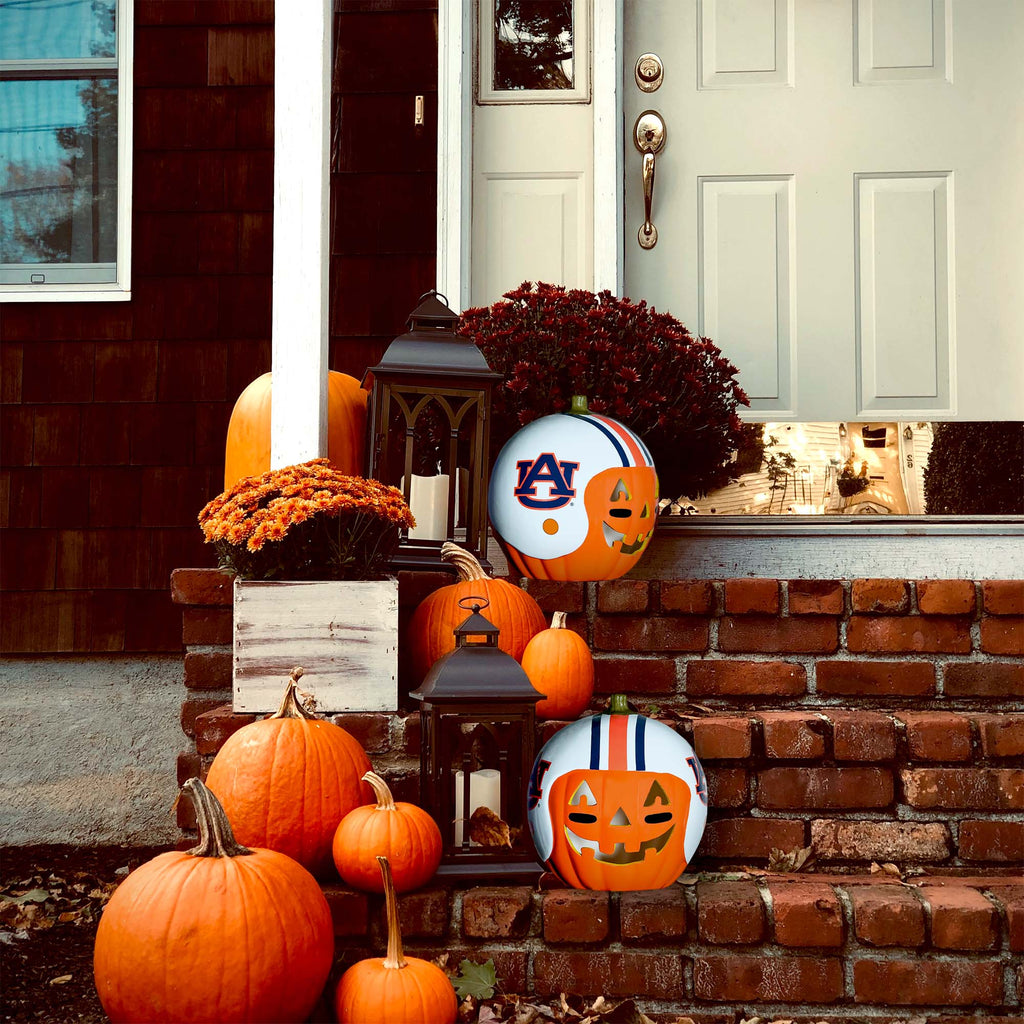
xmin=493 ymin=0 xmax=574 ymax=91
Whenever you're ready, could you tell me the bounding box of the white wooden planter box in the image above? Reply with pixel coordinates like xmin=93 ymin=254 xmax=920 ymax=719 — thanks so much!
xmin=233 ymin=578 xmax=398 ymax=713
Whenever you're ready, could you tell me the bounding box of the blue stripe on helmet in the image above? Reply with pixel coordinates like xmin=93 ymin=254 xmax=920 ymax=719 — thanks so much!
xmin=634 ymin=714 xmax=646 ymax=771
xmin=575 ymin=413 xmax=629 ymax=466
xmin=590 ymin=713 xmax=602 ymax=770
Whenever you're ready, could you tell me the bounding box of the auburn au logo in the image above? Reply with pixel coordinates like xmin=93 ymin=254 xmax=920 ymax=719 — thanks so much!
xmin=515 ymin=453 xmax=580 ymax=509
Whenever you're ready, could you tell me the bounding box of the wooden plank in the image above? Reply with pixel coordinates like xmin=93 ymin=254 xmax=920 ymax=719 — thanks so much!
xmin=233 ymin=579 xmax=398 ymax=712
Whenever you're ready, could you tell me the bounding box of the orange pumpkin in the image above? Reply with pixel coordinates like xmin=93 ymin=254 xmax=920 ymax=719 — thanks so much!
xmin=334 ymin=856 xmax=457 ymax=1024
xmin=223 ymin=370 xmax=368 ymax=489
xmin=407 ymin=542 xmax=547 ymax=681
xmin=205 ymin=668 xmax=373 ymax=878
xmin=332 ymin=771 xmax=442 ymax=893
xmin=488 ymin=396 xmax=658 ymax=581
xmin=527 ymin=696 xmax=707 ymax=890
xmin=521 ymin=611 xmax=594 ymax=720
xmin=94 ymin=778 xmax=334 ymax=1024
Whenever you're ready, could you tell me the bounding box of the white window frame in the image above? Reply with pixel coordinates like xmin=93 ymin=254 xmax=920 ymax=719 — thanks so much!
xmin=0 ymin=0 xmax=134 ymax=303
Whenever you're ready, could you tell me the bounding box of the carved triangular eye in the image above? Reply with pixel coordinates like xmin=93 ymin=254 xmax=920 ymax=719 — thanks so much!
xmin=610 ymin=479 xmax=632 ymax=501
xmin=640 ymin=503 xmax=650 ymax=518
xmin=610 ymin=807 xmax=631 ymax=826
xmin=569 ymin=780 xmax=597 ymax=806
xmin=643 ymin=779 xmax=671 ymax=807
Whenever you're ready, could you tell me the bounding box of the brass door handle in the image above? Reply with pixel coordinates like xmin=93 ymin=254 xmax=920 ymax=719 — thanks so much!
xmin=633 ymin=110 xmax=666 ymax=249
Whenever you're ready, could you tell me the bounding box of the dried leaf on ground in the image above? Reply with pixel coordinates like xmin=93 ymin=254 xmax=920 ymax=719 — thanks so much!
xmin=870 ymin=861 xmax=903 ymax=878
xmin=767 ymin=845 xmax=815 ymax=872
xmin=454 ymin=958 xmax=498 ymax=1000
xmin=48 ymin=974 xmax=73 ymax=985
xmin=467 ymin=806 xmax=514 ymax=848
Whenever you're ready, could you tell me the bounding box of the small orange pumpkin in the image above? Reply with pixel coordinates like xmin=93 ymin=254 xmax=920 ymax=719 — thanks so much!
xmin=94 ymin=778 xmax=334 ymax=1024
xmin=521 ymin=611 xmax=594 ymax=720
xmin=407 ymin=542 xmax=547 ymax=681
xmin=334 ymin=856 xmax=458 ymax=1024
xmin=205 ymin=668 xmax=373 ymax=878
xmin=332 ymin=771 xmax=442 ymax=893
xmin=223 ymin=370 xmax=368 ymax=489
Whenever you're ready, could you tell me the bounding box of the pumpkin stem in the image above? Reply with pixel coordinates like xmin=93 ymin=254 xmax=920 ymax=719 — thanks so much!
xmin=378 ymin=855 xmax=407 ymax=970
xmin=441 ymin=542 xmax=490 ymax=582
xmin=570 ymin=395 xmax=589 ymax=414
xmin=550 ymin=611 xmax=567 ymax=630
xmin=184 ymin=778 xmax=254 ymax=859
xmin=363 ymin=770 xmax=397 ymax=811
xmin=271 ymin=667 xmax=317 ymax=720
xmin=608 ymin=693 xmax=631 ymax=715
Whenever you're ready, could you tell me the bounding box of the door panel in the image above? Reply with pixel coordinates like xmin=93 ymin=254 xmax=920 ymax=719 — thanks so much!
xmin=624 ymin=0 xmax=1024 ymax=421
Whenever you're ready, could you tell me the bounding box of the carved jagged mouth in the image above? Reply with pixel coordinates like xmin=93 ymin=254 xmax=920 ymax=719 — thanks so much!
xmin=602 ymin=522 xmax=649 ymax=555
xmin=563 ymin=824 xmax=675 ymax=864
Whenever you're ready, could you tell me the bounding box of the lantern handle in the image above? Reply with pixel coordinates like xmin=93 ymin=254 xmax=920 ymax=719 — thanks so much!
xmin=417 ymin=288 xmax=449 ymax=307
xmin=457 ymin=594 xmax=490 ymax=613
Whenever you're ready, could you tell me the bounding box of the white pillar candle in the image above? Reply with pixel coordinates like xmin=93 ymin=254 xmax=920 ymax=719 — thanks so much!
xmin=404 ymin=473 xmax=450 ymax=541
xmin=453 ymin=768 xmax=502 ymax=845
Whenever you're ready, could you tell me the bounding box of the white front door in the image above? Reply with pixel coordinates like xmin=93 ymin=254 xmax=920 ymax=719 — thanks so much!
xmin=622 ymin=0 xmax=1024 ymax=422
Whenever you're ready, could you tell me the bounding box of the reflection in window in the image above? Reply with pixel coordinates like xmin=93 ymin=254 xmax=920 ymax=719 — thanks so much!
xmin=0 ymin=0 xmax=116 ymax=61
xmin=665 ymin=422 xmax=1024 ymax=516
xmin=493 ymin=0 xmax=574 ymax=91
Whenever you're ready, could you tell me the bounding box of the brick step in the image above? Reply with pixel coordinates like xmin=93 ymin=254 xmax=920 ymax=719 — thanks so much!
xmin=319 ymin=874 xmax=1024 ymax=1017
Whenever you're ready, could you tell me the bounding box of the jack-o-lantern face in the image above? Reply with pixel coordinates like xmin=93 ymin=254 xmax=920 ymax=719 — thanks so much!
xmin=577 ymin=467 xmax=657 ymax=570
xmin=547 ymin=769 xmax=691 ymax=890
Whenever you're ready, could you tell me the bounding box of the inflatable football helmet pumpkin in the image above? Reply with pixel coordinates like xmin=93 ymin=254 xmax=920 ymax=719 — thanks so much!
xmin=488 ymin=396 xmax=658 ymax=581
xmin=527 ymin=696 xmax=707 ymax=890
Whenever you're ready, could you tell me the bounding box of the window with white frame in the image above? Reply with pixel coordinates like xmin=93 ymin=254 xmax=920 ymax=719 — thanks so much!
xmin=0 ymin=0 xmax=131 ymax=299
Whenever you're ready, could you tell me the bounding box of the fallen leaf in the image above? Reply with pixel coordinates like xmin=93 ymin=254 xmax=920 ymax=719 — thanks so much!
xmin=467 ymin=807 xmax=513 ymax=849
xmin=453 ymin=958 xmax=498 ymax=1000
xmin=49 ymin=975 xmax=73 ymax=986
xmin=10 ymin=888 xmax=52 ymax=905
xmin=767 ymin=845 xmax=815 ymax=873
xmin=870 ymin=861 xmax=902 ymax=878
xmin=478 ymin=1005 xmax=501 ymax=1024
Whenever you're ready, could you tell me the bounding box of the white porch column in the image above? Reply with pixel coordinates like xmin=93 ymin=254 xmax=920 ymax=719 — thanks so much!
xmin=270 ymin=0 xmax=332 ymax=467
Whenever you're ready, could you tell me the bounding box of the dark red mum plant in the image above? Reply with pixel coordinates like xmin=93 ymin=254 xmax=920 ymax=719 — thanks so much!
xmin=459 ymin=282 xmax=749 ymax=498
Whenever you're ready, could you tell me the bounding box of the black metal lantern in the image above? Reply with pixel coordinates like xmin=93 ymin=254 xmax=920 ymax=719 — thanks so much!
xmin=410 ymin=598 xmax=544 ymax=881
xmin=364 ymin=291 xmax=501 ymax=571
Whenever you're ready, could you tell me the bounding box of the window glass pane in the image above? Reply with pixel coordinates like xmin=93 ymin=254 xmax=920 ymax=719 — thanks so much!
xmin=0 ymin=0 xmax=116 ymax=61
xmin=493 ymin=0 xmax=574 ymax=91
xmin=0 ymin=77 xmax=118 ymax=267
xmin=666 ymin=422 xmax=1024 ymax=516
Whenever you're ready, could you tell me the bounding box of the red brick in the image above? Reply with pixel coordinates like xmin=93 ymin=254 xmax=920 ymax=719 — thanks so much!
xmin=759 ymin=712 xmax=827 ymax=759
xmin=975 ymin=714 xmax=1024 ymax=758
xmin=521 ymin=580 xmax=586 ymax=613
xmin=692 ymin=716 xmax=752 ymax=759
xmin=989 ymin=887 xmax=1024 ymax=951
xmin=897 ymin=712 xmax=973 ymax=762
xmin=171 ymin=567 xmax=235 ymax=606
xmin=924 ymin=887 xmax=998 ymax=950
xmin=981 ymin=616 xmax=1024 ymax=655
xmin=181 ymin=696 xmax=232 ymax=739
xmin=395 ymin=713 xmax=421 ymax=757
xmin=461 ymin=886 xmax=533 ymax=938
xmin=182 ymin=606 xmax=232 ymax=645
xmin=618 ymin=889 xmax=688 ymax=943
xmin=957 ymin=820 xmax=1024 ymax=863
xmin=533 ymin=952 xmax=683 ymax=1000
xmin=852 ymin=578 xmax=911 ymax=614
xmin=718 ymin=615 xmax=839 ymax=653
xmin=659 ymin=580 xmax=715 ymax=614
xmin=194 ymin=705 xmax=255 ymax=755
xmin=724 ymin=578 xmax=779 ymax=614
xmin=596 ymin=580 xmax=650 ymax=613
xmin=758 ymin=768 xmax=893 ymax=810
xmin=811 ymin=820 xmax=951 ymax=864
xmin=593 ymin=656 xmax=677 ymax=695
xmin=701 ymin=818 xmax=805 ymax=860
xmin=847 ymin=615 xmax=971 ymax=653
xmin=788 ymin=579 xmax=845 ymax=616
xmin=706 ymin=768 xmax=750 ymax=808
xmin=594 ymin=616 xmax=708 ymax=652
xmin=917 ymin=580 xmax=977 ymax=616
xmin=697 ymin=881 xmax=765 ymax=944
xmin=817 ymin=659 xmax=935 ymax=697
xmin=687 ymin=660 xmax=805 ymax=697
xmin=853 ymin=959 xmax=1003 ymax=1006
xmin=176 ymin=751 xmax=202 ymax=787
xmin=983 ymin=580 xmax=1024 ymax=615
xmin=694 ymin=955 xmax=842 ymax=1003
xmin=901 ymin=768 xmax=1024 ymax=810
xmin=321 ymin=885 xmax=369 ymax=937
xmin=945 ymin=661 xmax=1024 ymax=698
xmin=184 ymin=650 xmax=232 ymax=691
xmin=769 ymin=883 xmax=844 ymax=947
xmin=328 ymin=713 xmax=391 ymax=754
xmin=851 ymin=886 xmax=925 ymax=947
xmin=827 ymin=711 xmax=897 ymax=761
xmin=543 ymin=890 xmax=610 ymax=944
xmin=389 ymin=886 xmax=450 ymax=938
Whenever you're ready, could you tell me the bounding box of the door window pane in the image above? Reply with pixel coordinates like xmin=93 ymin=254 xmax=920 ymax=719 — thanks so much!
xmin=493 ymin=0 xmax=574 ymax=91
xmin=0 ymin=77 xmax=117 ymax=273
xmin=664 ymin=422 xmax=1024 ymax=516
xmin=0 ymin=0 xmax=117 ymax=60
